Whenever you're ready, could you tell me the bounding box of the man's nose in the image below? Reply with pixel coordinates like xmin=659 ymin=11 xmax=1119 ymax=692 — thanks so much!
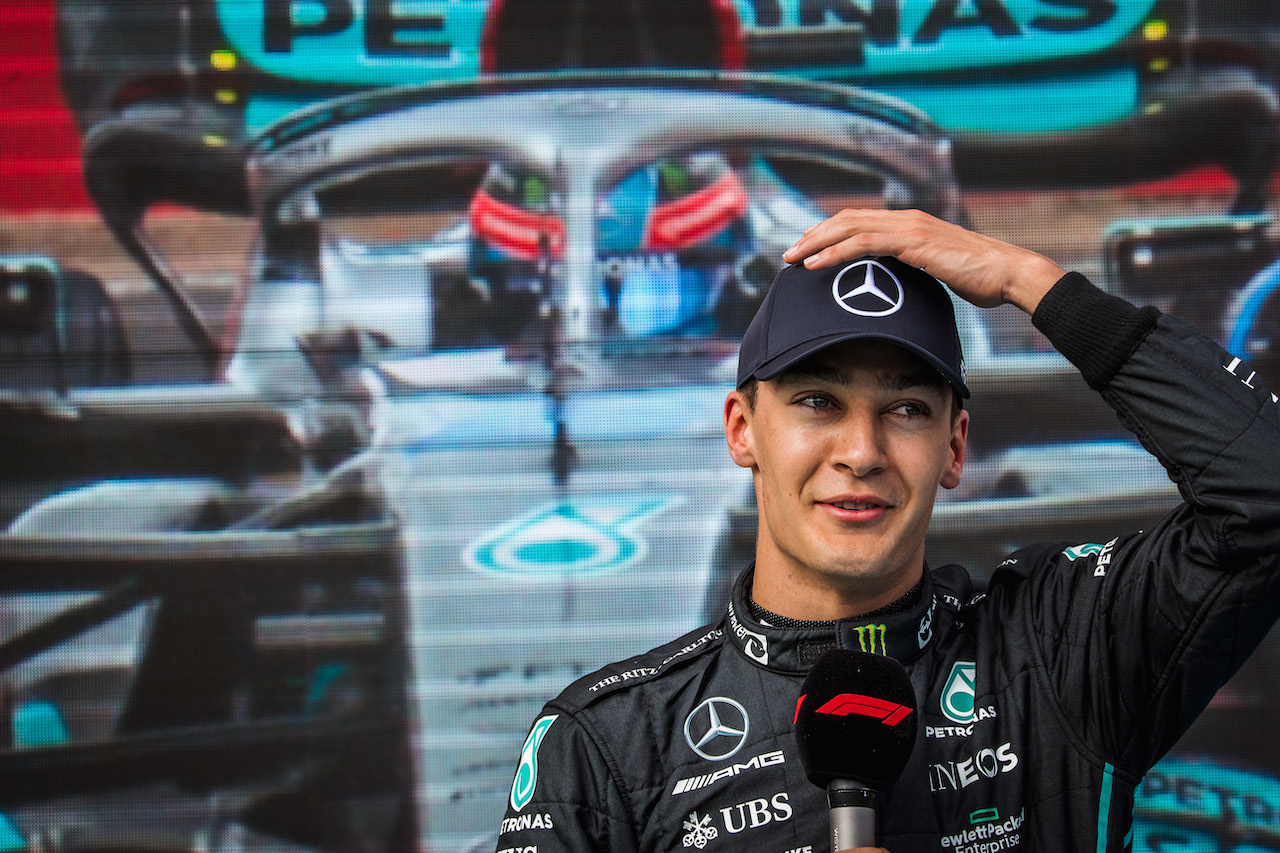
xmin=831 ymin=413 xmax=887 ymax=477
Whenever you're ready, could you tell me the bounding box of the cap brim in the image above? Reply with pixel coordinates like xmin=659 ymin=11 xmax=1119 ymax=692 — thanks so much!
xmin=744 ymin=331 xmax=971 ymax=399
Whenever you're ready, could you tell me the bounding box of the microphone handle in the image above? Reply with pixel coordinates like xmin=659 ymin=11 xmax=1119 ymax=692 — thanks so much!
xmin=827 ymin=780 xmax=879 ymax=852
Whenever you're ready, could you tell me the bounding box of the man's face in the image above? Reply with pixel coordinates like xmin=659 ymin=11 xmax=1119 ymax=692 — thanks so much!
xmin=725 ymin=340 xmax=968 ymax=610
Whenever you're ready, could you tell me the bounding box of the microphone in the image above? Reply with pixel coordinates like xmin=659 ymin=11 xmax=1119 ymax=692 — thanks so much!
xmin=793 ymin=649 xmax=918 ymax=852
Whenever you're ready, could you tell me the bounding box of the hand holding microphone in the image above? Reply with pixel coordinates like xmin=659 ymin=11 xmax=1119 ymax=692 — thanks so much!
xmin=793 ymin=649 xmax=918 ymax=853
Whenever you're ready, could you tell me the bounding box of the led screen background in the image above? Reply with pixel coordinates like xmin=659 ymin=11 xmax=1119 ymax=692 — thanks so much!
xmin=2 ymin=1 xmax=1280 ymax=852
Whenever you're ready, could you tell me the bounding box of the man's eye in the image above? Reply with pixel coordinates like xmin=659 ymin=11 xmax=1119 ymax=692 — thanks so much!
xmin=891 ymin=402 xmax=929 ymax=418
xmin=800 ymin=394 xmax=833 ymax=409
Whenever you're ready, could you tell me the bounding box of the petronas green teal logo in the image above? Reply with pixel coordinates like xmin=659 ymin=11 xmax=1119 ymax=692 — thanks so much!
xmin=1062 ymin=543 xmax=1105 ymax=561
xmin=942 ymin=662 xmax=977 ymax=724
xmin=511 ymin=715 xmax=557 ymax=812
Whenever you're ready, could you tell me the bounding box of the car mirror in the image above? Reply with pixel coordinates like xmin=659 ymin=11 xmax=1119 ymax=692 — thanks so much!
xmin=0 ymin=262 xmax=56 ymax=336
xmin=0 ymin=257 xmax=133 ymax=392
xmin=1103 ymin=213 xmax=1276 ymax=334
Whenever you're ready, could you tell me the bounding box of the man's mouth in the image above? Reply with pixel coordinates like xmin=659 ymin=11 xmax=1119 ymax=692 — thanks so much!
xmin=828 ymin=500 xmax=885 ymax=511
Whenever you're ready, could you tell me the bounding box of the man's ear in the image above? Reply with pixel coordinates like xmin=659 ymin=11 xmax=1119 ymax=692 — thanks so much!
xmin=724 ymin=390 xmax=756 ymax=469
xmin=940 ymin=407 xmax=968 ymax=490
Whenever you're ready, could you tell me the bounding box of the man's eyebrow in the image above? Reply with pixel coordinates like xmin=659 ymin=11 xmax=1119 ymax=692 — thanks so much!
xmin=773 ymin=364 xmax=948 ymax=395
xmin=884 ymin=370 xmax=951 ymax=395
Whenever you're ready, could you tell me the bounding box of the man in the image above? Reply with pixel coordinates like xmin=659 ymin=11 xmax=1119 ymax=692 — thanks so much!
xmin=492 ymin=209 xmax=1280 ymax=852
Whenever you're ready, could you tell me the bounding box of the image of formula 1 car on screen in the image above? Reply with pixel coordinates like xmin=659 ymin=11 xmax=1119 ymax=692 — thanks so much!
xmin=2 ymin=70 xmax=1277 ymax=852
xmin=55 ymin=0 xmax=1280 ymax=213
xmin=48 ymin=0 xmax=1280 ymax=394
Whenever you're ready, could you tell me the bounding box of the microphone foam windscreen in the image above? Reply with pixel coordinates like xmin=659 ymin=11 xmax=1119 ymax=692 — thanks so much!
xmin=793 ymin=648 xmax=918 ymax=790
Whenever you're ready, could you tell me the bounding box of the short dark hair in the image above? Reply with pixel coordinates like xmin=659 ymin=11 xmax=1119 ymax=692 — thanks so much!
xmin=740 ymin=376 xmax=759 ymax=410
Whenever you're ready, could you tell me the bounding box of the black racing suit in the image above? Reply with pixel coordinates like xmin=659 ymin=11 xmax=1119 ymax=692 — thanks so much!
xmin=494 ymin=273 xmax=1280 ymax=853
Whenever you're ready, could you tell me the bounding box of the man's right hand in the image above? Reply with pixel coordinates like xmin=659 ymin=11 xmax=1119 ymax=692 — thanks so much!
xmin=782 ymin=208 xmax=1065 ymax=316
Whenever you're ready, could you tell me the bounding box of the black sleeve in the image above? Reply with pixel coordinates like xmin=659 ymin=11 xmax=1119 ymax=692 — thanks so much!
xmin=1031 ymin=271 xmax=1162 ymax=392
xmin=493 ymin=707 xmax=638 ymax=853
xmin=1024 ymin=272 xmax=1280 ymax=773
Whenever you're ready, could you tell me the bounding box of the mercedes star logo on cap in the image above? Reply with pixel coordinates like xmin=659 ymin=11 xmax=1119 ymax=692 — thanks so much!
xmin=832 ymin=259 xmax=906 ymax=317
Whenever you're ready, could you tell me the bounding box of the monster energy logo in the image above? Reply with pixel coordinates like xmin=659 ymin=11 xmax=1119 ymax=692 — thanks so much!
xmin=854 ymin=623 xmax=887 ymax=655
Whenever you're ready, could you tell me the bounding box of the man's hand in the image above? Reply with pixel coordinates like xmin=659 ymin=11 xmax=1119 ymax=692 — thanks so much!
xmin=782 ymin=208 xmax=1065 ymax=315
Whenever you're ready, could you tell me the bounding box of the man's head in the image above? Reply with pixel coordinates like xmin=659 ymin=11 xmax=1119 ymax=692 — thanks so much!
xmin=736 ymin=256 xmax=968 ymax=404
xmin=725 ymin=257 xmax=969 ymax=618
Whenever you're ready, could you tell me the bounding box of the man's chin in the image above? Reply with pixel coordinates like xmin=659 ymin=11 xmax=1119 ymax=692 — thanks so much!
xmin=816 ymin=561 xmax=906 ymax=596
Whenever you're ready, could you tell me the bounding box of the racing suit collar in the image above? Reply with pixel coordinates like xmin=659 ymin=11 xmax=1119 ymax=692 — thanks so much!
xmin=727 ymin=566 xmax=941 ymax=673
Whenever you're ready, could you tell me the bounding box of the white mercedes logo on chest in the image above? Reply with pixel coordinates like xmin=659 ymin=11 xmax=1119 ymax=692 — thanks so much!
xmin=832 ymin=259 xmax=905 ymax=317
xmin=683 ymin=697 xmax=750 ymax=760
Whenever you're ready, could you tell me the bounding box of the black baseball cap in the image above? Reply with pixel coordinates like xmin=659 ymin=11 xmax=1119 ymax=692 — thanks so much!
xmin=736 ymin=255 xmax=969 ymax=398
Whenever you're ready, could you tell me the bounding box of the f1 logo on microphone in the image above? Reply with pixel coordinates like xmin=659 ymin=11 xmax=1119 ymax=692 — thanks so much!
xmin=798 ymin=693 xmax=914 ymax=727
